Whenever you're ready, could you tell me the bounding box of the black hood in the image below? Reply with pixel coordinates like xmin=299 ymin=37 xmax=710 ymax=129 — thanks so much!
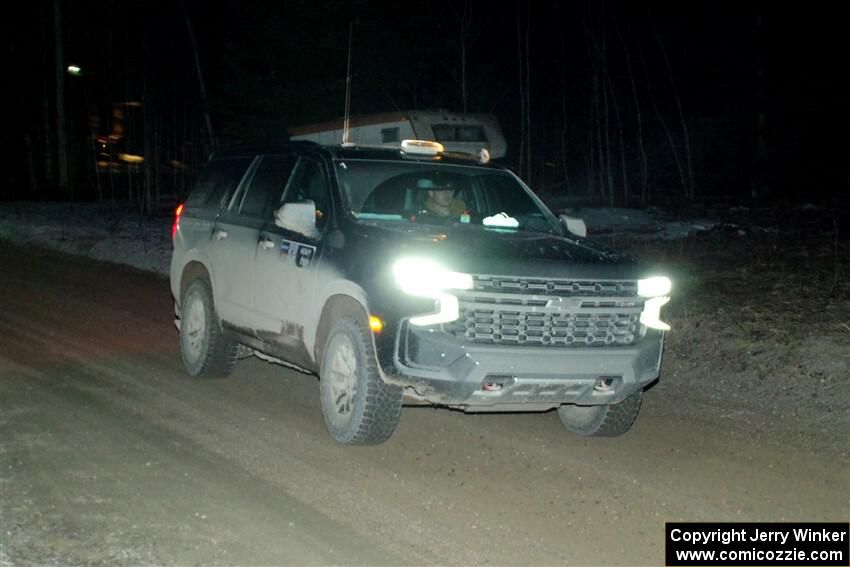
xmin=346 ymin=221 xmax=647 ymax=280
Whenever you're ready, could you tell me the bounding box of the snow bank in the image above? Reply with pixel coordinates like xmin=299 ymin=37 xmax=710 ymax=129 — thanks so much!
xmin=0 ymin=202 xmax=172 ymax=276
xmin=559 ymin=207 xmax=716 ymax=239
xmin=0 ymin=201 xmax=715 ymax=277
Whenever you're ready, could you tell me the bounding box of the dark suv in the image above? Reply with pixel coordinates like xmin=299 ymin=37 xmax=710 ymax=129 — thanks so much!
xmin=170 ymin=140 xmax=671 ymax=444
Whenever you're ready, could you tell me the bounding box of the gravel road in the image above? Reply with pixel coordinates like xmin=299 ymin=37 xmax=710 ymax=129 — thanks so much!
xmin=1 ymin=243 xmax=846 ymax=566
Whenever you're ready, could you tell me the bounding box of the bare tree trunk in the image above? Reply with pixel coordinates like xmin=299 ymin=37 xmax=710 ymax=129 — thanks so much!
xmin=606 ymin=72 xmax=628 ymax=205
xmin=516 ymin=3 xmax=526 ymax=179
xmin=640 ymin=40 xmax=687 ymax=201
xmin=173 ymin=89 xmax=180 ymax=197
xmin=539 ymin=100 xmax=546 ymax=192
xmin=24 ymin=132 xmax=39 ymax=195
xmin=106 ymin=0 xmax=116 ymax=200
xmin=154 ymin=116 xmax=162 ymax=209
xmin=558 ymin=22 xmax=572 ymax=196
xmin=89 ymin=120 xmax=103 ymax=201
xmin=559 ymin=81 xmax=572 ymax=195
xmin=600 ymin=28 xmax=614 ymax=205
xmin=460 ymin=39 xmax=467 ymax=112
xmin=53 ymin=0 xmax=70 ymax=199
xmin=124 ymin=36 xmax=134 ymax=207
xmin=75 ymin=57 xmax=102 ymax=201
xmin=459 ymin=0 xmax=469 ymax=113
xmin=602 ymin=71 xmax=612 ymax=204
xmin=617 ymin=21 xmax=648 ymax=205
xmin=594 ymin=66 xmax=606 ymax=201
xmin=41 ymin=83 xmax=55 ymax=194
xmin=655 ymin=25 xmax=694 ymax=199
xmin=40 ymin=3 xmax=55 ymax=194
xmin=438 ymin=0 xmax=481 ymax=113
xmin=142 ymin=17 xmax=162 ymax=212
xmin=586 ymin=92 xmax=596 ymax=199
xmin=182 ymin=2 xmax=216 ymax=150
xmin=143 ymin=29 xmax=153 ymax=214
xmin=582 ymin=17 xmax=599 ymax=201
xmin=753 ymin=12 xmax=769 ymax=201
xmin=183 ymin=102 xmax=192 ymax=198
xmin=524 ymin=7 xmax=532 ymax=184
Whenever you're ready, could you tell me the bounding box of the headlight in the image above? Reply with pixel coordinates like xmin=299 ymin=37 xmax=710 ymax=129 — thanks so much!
xmin=393 ymin=258 xmax=472 ymax=326
xmin=393 ymin=258 xmax=472 ymax=295
xmin=637 ymin=276 xmax=672 ymax=297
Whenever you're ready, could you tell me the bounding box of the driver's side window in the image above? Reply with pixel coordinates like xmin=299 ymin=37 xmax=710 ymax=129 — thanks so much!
xmin=231 ymin=154 xmax=296 ymax=220
xmin=476 ymin=175 xmax=536 ymax=217
xmin=282 ymin=158 xmax=330 ymax=231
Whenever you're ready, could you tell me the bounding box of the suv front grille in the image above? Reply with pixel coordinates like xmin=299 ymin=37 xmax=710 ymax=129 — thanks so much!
xmin=444 ymin=277 xmax=642 ymax=347
xmin=473 ymin=275 xmax=637 ymax=297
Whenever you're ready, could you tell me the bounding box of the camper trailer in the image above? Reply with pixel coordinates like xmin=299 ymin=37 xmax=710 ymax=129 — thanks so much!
xmin=288 ymin=110 xmax=507 ymax=159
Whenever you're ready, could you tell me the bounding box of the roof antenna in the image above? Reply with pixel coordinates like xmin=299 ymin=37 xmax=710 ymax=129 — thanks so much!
xmin=342 ymin=22 xmax=354 ymax=146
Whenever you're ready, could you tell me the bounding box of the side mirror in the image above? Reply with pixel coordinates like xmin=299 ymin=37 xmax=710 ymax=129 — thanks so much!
xmin=558 ymin=213 xmax=587 ymax=238
xmin=275 ymin=200 xmax=320 ymax=239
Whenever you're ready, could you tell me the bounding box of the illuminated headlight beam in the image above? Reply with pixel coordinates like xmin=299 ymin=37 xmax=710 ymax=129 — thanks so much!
xmin=393 ymin=258 xmax=472 ymax=326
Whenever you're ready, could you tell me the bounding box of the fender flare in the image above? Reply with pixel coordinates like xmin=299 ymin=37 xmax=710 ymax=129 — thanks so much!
xmin=177 ymin=250 xmax=215 ymax=305
xmin=312 ymin=281 xmax=386 ymax=378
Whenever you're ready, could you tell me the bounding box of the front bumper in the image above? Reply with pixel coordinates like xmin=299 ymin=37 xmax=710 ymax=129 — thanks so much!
xmin=387 ymin=323 xmax=664 ymax=411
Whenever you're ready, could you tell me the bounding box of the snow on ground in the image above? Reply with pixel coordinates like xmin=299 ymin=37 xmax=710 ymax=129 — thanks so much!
xmin=0 ymin=201 xmax=173 ymax=276
xmin=0 ymin=201 xmax=715 ymax=276
xmin=556 ymin=206 xmax=716 ymax=239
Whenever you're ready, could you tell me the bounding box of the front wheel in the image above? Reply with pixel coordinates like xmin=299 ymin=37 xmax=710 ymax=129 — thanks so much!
xmin=319 ymin=316 xmax=402 ymax=445
xmin=557 ymin=389 xmax=643 ymax=437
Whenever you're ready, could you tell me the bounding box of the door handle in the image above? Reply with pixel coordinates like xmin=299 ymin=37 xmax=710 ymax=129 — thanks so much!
xmin=215 ymin=229 xmax=228 ymax=240
xmin=258 ymin=237 xmax=275 ymax=250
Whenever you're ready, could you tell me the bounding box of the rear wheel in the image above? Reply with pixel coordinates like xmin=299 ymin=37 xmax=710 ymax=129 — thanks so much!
xmin=319 ymin=316 xmax=402 ymax=445
xmin=179 ymin=278 xmax=239 ymax=378
xmin=557 ymin=389 xmax=643 ymax=437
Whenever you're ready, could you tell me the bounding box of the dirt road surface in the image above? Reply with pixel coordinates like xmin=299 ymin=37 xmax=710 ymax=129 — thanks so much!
xmin=1 ymin=244 xmax=847 ymax=566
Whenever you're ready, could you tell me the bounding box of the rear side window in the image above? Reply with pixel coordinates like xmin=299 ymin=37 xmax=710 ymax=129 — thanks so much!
xmin=381 ymin=127 xmax=399 ymax=143
xmin=431 ymin=124 xmax=487 ymax=143
xmin=186 ymin=158 xmax=252 ymax=208
xmin=238 ymin=155 xmax=297 ymax=219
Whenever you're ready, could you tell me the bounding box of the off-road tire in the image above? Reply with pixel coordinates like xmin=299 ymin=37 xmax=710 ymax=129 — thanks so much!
xmin=179 ymin=278 xmax=239 ymax=378
xmin=319 ymin=316 xmax=402 ymax=445
xmin=557 ymin=389 xmax=643 ymax=437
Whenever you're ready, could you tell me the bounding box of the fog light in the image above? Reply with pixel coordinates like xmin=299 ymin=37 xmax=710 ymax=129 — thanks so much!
xmin=594 ymin=376 xmax=620 ymax=392
xmin=369 ymin=315 xmax=384 ymax=333
xmin=482 ymin=375 xmax=513 ymax=392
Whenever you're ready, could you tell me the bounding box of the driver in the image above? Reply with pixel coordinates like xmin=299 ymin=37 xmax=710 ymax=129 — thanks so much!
xmin=420 ymin=178 xmax=466 ymax=217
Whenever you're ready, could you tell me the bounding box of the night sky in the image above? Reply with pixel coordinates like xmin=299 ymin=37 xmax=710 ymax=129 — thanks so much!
xmin=4 ymin=1 xmax=846 ymax=206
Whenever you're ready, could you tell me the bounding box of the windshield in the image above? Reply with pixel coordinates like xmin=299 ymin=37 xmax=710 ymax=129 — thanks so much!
xmin=334 ymin=159 xmax=561 ymax=235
